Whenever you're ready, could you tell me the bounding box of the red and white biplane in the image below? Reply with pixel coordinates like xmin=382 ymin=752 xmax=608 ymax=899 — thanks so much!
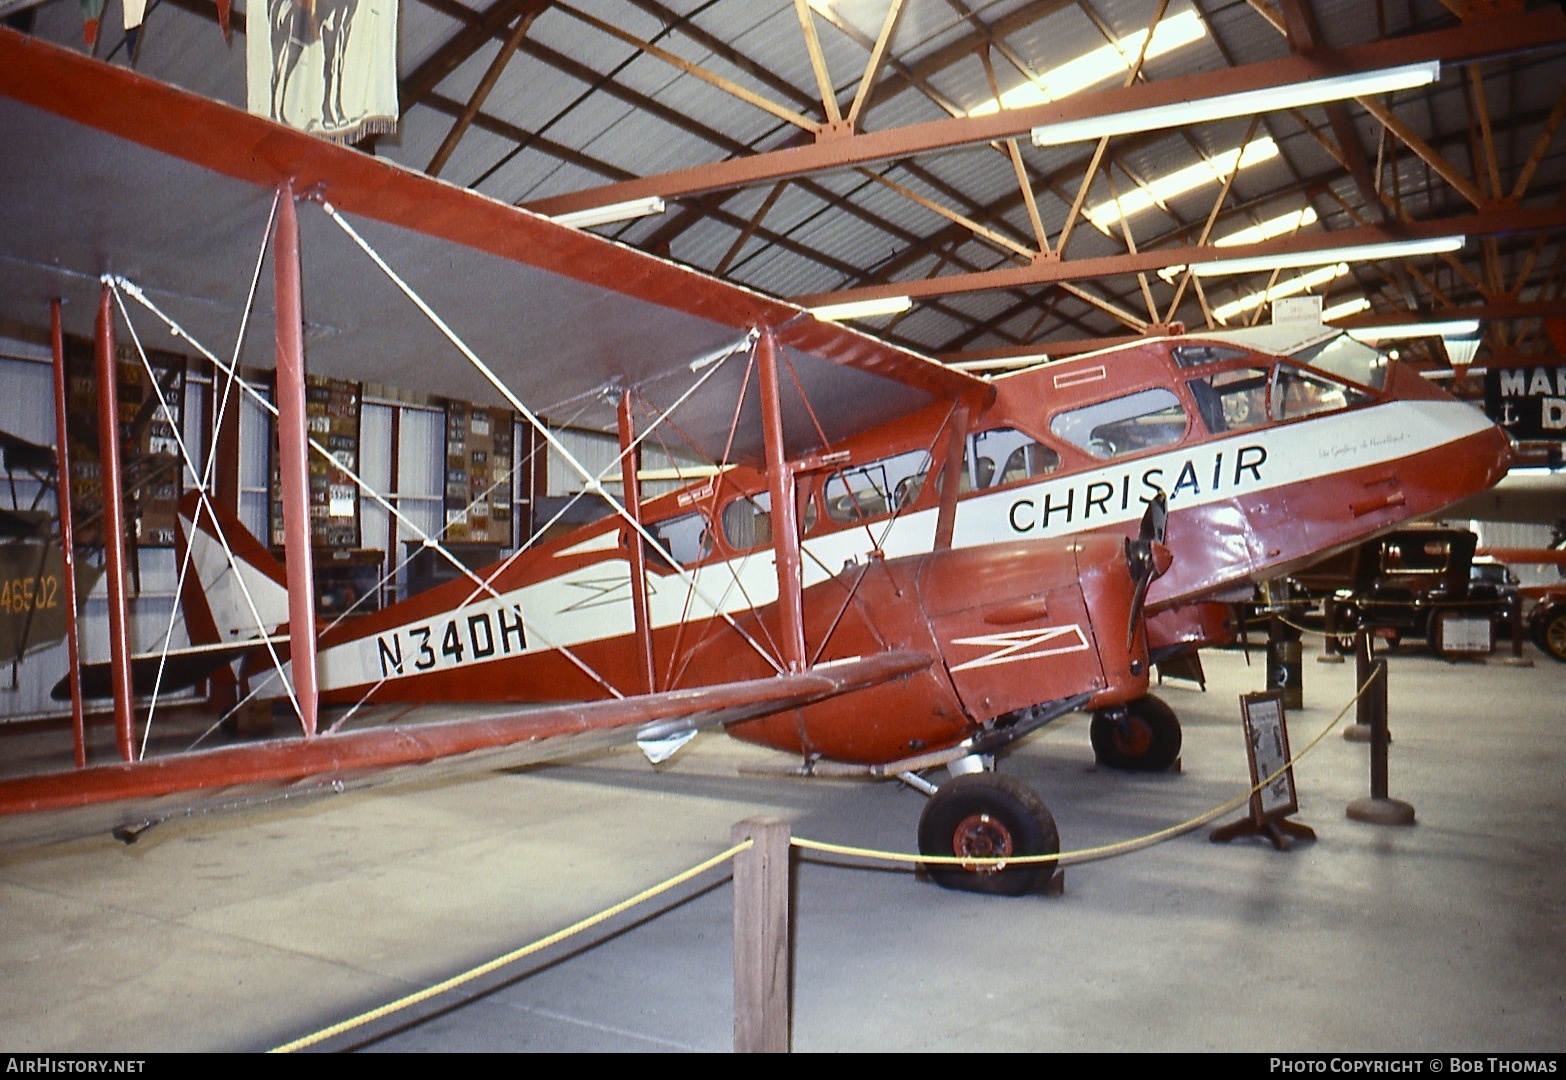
xmin=0 ymin=30 xmax=1511 ymax=893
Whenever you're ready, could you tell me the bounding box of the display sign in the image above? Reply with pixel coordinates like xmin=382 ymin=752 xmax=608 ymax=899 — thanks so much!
xmin=1211 ymin=689 xmax=1315 ymax=850
xmin=1241 ymin=691 xmax=1299 ymax=821
xmin=1484 ymin=364 xmax=1566 ymax=442
xmin=270 ymin=374 xmax=361 ymax=549
xmin=442 ymin=401 xmax=514 ymax=545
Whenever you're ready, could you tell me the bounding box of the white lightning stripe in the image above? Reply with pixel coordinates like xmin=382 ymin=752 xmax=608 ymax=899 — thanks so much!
xmin=948 ymin=625 xmax=1091 ymax=672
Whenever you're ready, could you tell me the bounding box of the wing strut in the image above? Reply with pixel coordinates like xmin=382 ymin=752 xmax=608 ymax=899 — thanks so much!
xmin=617 ymin=389 xmax=657 ymax=695
xmin=48 ymin=299 xmax=86 ymax=768
xmin=273 ymin=183 xmax=320 ymax=739
xmin=94 ymin=283 xmax=136 ymax=762
xmin=757 ymin=328 xmax=807 ymax=673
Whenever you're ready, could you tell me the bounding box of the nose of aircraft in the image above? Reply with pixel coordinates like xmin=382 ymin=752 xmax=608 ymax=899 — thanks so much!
xmin=1382 ymin=359 xmax=1515 ymax=507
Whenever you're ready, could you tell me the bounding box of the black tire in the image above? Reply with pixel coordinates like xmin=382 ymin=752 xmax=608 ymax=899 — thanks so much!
xmin=1533 ymin=607 xmax=1566 ymax=663
xmin=917 ymin=774 xmax=1058 ymax=896
xmin=1090 ymin=694 xmax=1182 ymax=772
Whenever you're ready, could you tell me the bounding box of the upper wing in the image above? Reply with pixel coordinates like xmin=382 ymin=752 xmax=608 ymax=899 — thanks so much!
xmin=0 ymin=31 xmax=990 ymax=462
xmin=0 ymin=650 xmax=932 ymax=845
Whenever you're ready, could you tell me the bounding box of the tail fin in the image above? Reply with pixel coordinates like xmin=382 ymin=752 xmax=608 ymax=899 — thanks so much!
xmin=50 ymin=494 xmax=290 ymax=702
xmin=176 ymin=491 xmax=290 ymax=646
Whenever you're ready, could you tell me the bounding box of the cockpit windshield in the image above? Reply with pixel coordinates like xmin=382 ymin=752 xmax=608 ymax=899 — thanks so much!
xmin=1292 ymin=333 xmax=1389 ymax=392
xmin=1185 ymin=359 xmax=1371 ymax=435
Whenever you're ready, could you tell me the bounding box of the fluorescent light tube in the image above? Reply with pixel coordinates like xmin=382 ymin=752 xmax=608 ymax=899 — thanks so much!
xmin=1348 ymin=319 xmax=1481 ymax=341
xmin=1086 ymin=137 xmax=1278 ymax=231
xmin=1158 ymin=205 xmax=1319 ymax=282
xmin=809 ymin=296 xmax=913 ymax=322
xmin=1031 ymin=61 xmax=1439 ymax=147
xmin=970 ymin=9 xmax=1206 ymax=117
xmin=1321 ymin=297 xmax=1372 ymax=322
xmin=549 ymin=196 xmax=667 ymax=229
xmin=1192 ymin=235 xmax=1465 ymax=277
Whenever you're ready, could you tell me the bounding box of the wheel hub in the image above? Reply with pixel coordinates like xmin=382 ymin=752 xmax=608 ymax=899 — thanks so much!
xmin=1113 ymin=718 xmax=1154 ymax=758
xmin=951 ymin=812 xmax=1014 ymax=873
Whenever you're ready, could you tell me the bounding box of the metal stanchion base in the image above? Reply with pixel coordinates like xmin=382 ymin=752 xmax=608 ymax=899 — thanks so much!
xmin=1500 ymin=656 xmax=1535 ymax=668
xmin=1317 ymin=654 xmax=1346 ymax=664
xmin=1346 ymin=796 xmax=1416 ymax=826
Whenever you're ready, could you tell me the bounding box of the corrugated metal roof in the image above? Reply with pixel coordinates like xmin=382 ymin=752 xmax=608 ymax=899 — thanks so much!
xmin=3 ymin=0 xmax=1559 ymax=367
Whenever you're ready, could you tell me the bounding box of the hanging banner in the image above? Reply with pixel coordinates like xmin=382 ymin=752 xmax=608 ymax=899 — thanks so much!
xmin=1484 ymin=364 xmax=1566 ymax=442
xmin=246 ymin=0 xmax=399 ymax=144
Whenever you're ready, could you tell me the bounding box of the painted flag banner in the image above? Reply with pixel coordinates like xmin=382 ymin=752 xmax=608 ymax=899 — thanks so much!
xmin=246 ymin=0 xmax=399 ymax=144
xmin=79 ymin=0 xmax=106 ymax=47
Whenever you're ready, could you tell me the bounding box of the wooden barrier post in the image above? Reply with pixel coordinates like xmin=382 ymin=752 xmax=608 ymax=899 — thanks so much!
xmin=732 ymin=817 xmax=791 ymax=1053
xmin=1501 ymin=596 xmax=1533 ymax=667
xmin=1319 ymin=597 xmax=1345 ymax=664
xmin=1347 ymin=658 xmax=1416 ymax=826
xmin=1344 ymin=628 xmax=1375 ymax=742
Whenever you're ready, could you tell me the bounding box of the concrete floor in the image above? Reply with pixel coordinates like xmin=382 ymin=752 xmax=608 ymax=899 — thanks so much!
xmin=1 ymin=639 xmax=1563 ymax=1053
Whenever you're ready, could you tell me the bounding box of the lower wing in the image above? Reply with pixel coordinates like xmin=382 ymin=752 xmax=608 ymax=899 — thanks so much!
xmin=3 ymin=650 xmax=932 ymax=846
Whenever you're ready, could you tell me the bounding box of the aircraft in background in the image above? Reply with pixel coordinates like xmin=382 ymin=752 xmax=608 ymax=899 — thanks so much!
xmin=0 ymin=31 xmax=1511 ymax=893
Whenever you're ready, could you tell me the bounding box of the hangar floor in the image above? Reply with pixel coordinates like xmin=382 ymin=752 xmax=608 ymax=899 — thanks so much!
xmin=1 ymin=638 xmax=1563 ymax=1053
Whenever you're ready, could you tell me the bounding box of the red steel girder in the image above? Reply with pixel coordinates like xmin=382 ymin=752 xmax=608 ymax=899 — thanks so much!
xmin=795 ymin=202 xmax=1566 ymax=308
xmin=523 ymin=9 xmax=1566 ymax=218
xmin=937 ymin=299 xmax=1566 ymax=367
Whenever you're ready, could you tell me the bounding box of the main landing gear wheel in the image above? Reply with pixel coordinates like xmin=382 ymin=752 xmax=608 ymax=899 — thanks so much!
xmin=917 ymin=774 xmax=1058 ymax=896
xmin=1090 ymin=694 xmax=1182 ymax=772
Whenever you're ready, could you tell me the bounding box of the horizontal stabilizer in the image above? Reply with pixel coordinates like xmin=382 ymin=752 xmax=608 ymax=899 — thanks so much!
xmin=51 ymin=637 xmax=288 ymax=701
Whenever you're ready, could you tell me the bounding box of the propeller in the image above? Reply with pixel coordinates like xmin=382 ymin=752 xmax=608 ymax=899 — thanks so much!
xmin=1125 ymin=491 xmax=1171 ymax=651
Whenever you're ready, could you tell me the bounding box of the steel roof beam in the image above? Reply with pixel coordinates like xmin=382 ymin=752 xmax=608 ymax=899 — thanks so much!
xmin=523 ymin=10 xmax=1566 ymax=217
xmin=793 ymin=201 xmax=1566 ymax=307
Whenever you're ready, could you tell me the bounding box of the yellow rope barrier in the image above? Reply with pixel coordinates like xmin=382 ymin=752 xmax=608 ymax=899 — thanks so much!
xmin=270 ymin=668 xmax=1387 ymax=1052
xmin=269 ymin=839 xmax=754 ymax=1053
xmin=793 ymin=666 xmax=1384 ymax=868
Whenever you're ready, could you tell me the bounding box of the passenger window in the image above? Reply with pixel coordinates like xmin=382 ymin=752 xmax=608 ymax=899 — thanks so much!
xmin=824 ymin=449 xmax=931 ymax=525
xmin=1271 ymin=365 xmax=1369 ymax=421
xmin=721 ymin=493 xmax=772 ymax=551
xmin=961 ymin=427 xmax=1060 ymax=491
xmin=1050 ymin=389 xmax=1188 ymax=459
xmin=1187 ymin=367 xmax=1270 ymax=434
xmin=647 ymin=510 xmax=713 ymax=568
xmin=723 ymin=489 xmax=818 ymax=549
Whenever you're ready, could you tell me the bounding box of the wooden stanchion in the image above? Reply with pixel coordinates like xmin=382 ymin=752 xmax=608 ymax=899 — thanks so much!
xmin=1346 ymin=658 xmax=1416 ymax=826
xmin=1501 ymin=595 xmax=1534 ymax=667
xmin=1319 ymin=597 xmax=1346 ymax=664
xmin=1343 ymin=628 xmax=1375 ymax=742
xmin=732 ymin=818 xmax=791 ymax=1053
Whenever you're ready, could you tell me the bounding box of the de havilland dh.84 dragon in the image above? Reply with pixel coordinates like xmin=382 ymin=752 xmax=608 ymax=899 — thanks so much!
xmin=0 ymin=30 xmax=1511 ymax=893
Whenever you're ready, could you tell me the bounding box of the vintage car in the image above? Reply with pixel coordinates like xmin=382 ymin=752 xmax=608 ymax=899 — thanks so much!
xmin=1528 ymin=587 xmax=1566 ymax=662
xmin=1289 ymin=526 xmax=1521 ymax=656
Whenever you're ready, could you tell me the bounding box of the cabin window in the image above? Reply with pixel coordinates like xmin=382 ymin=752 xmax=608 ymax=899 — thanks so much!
xmin=721 ymin=489 xmax=819 ymax=549
xmin=1049 ymin=388 xmax=1188 ymax=459
xmin=646 ymin=509 xmax=713 ymax=568
xmin=1270 ymin=365 xmax=1369 ymax=421
xmin=961 ymin=427 xmax=1060 ymax=491
xmin=721 ymin=492 xmax=773 ymax=551
xmin=823 ymin=449 xmax=931 ymax=525
xmin=1187 ymin=367 xmax=1271 ymax=434
xmin=1170 ymin=343 xmax=1251 ymax=368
